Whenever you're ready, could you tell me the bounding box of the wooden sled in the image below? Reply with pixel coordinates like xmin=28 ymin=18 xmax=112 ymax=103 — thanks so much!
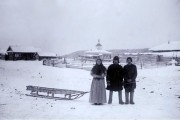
xmin=26 ymin=85 xmax=89 ymax=100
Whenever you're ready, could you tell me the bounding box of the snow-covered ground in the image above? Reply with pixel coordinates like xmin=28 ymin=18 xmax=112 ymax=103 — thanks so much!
xmin=0 ymin=60 xmax=180 ymax=120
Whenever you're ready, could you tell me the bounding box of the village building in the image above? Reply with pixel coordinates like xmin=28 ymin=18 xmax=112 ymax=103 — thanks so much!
xmin=149 ymin=41 xmax=180 ymax=58
xmin=81 ymin=40 xmax=112 ymax=61
xmin=149 ymin=41 xmax=180 ymax=52
xmin=7 ymin=46 xmax=40 ymax=60
xmin=38 ymin=52 xmax=58 ymax=61
xmin=6 ymin=45 xmax=58 ymax=61
xmin=149 ymin=41 xmax=180 ymax=63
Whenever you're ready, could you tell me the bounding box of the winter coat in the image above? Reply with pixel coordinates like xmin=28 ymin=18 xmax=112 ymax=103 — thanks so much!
xmin=89 ymin=62 xmax=107 ymax=104
xmin=106 ymin=64 xmax=124 ymax=91
xmin=91 ymin=63 xmax=107 ymax=79
xmin=123 ymin=64 xmax=137 ymax=92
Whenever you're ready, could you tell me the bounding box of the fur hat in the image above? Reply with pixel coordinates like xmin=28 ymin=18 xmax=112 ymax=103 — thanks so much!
xmin=127 ymin=57 xmax=132 ymax=62
xmin=113 ymin=56 xmax=119 ymax=63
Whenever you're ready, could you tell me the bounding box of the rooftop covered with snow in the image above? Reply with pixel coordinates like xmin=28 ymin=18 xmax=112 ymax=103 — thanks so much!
xmin=85 ymin=49 xmax=112 ymax=55
xmin=38 ymin=52 xmax=57 ymax=57
xmin=7 ymin=45 xmax=41 ymax=53
xmin=149 ymin=41 xmax=180 ymax=52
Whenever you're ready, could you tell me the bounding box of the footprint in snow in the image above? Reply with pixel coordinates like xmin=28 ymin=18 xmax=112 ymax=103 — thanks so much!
xmin=70 ymin=107 xmax=76 ymax=109
xmin=150 ymin=91 xmax=154 ymax=93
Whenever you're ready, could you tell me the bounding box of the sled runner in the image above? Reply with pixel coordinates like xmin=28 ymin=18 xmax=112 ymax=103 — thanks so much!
xmin=26 ymin=85 xmax=88 ymax=100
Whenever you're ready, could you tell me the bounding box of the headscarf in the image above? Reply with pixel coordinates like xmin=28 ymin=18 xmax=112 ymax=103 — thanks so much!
xmin=91 ymin=59 xmax=106 ymax=75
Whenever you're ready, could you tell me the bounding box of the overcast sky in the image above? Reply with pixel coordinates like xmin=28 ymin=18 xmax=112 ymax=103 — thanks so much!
xmin=0 ymin=0 xmax=180 ymax=55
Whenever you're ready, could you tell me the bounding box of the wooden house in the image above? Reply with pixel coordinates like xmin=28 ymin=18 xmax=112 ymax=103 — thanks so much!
xmin=149 ymin=41 xmax=180 ymax=62
xmin=7 ymin=46 xmax=40 ymax=60
xmin=38 ymin=52 xmax=58 ymax=61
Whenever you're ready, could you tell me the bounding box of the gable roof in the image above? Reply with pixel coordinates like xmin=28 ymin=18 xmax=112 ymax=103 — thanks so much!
xmin=7 ymin=45 xmax=41 ymax=53
xmin=149 ymin=41 xmax=180 ymax=51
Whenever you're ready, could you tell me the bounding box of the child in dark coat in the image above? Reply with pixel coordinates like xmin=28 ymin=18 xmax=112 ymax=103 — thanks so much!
xmin=106 ymin=56 xmax=124 ymax=104
xmin=123 ymin=57 xmax=137 ymax=104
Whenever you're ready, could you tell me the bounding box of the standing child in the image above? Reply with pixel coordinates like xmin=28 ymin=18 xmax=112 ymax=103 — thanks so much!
xmin=106 ymin=56 xmax=124 ymax=104
xmin=124 ymin=57 xmax=137 ymax=104
xmin=89 ymin=59 xmax=107 ymax=105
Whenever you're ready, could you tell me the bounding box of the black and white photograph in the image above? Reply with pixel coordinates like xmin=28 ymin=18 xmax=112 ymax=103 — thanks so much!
xmin=0 ymin=0 xmax=180 ymax=120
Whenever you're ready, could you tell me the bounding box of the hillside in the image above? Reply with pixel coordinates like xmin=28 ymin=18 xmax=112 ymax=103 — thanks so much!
xmin=62 ymin=50 xmax=86 ymax=58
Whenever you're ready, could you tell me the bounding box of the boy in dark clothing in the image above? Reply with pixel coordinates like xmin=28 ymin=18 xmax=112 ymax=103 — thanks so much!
xmin=123 ymin=57 xmax=137 ymax=104
xmin=106 ymin=56 xmax=124 ymax=104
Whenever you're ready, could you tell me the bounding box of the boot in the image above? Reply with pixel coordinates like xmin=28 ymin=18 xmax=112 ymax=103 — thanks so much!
xmin=118 ymin=91 xmax=124 ymax=104
xmin=108 ymin=91 xmax=113 ymax=104
xmin=125 ymin=92 xmax=129 ymax=104
xmin=130 ymin=92 xmax=135 ymax=104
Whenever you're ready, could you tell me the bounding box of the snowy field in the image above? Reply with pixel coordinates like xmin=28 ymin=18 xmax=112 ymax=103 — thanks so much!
xmin=0 ymin=60 xmax=180 ymax=120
